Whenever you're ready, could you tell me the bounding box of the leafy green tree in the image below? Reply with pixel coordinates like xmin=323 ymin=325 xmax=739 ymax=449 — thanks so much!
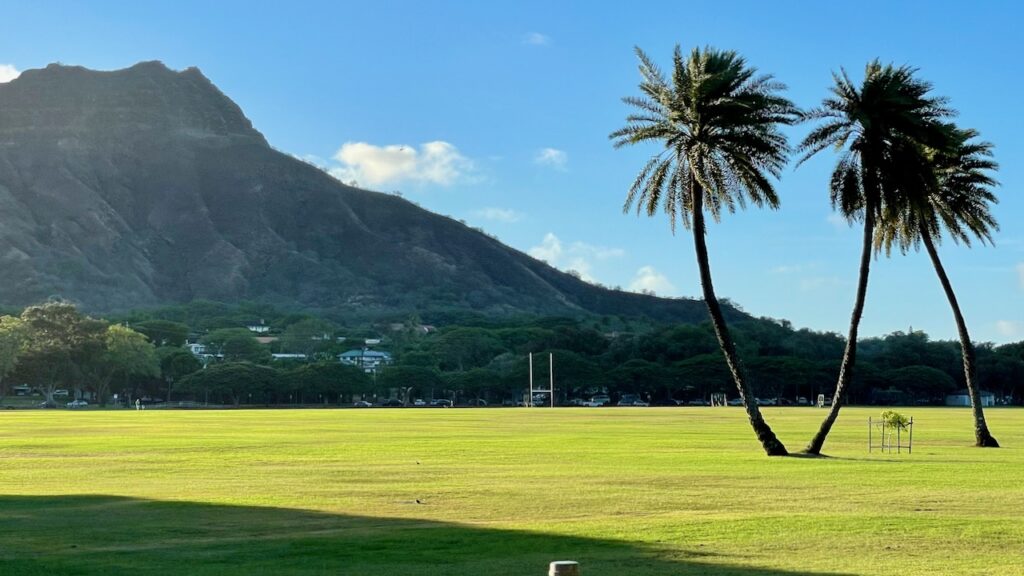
xmin=443 ymin=368 xmax=500 ymax=403
xmin=175 ymin=362 xmax=280 ymax=406
xmin=0 ymin=316 xmax=26 ymax=401
xmin=280 ymin=318 xmax=336 ymax=357
xmin=611 ymin=45 xmax=798 ymax=455
xmin=96 ymin=324 xmax=160 ymax=405
xmin=287 ymin=362 xmax=371 ymax=404
xmin=433 ymin=328 xmax=503 ymax=371
xmin=157 ymin=347 xmax=203 ymax=402
xmin=202 ymin=328 xmax=270 ymax=363
xmin=876 ymin=127 xmax=1000 ymax=446
xmin=19 ymin=302 xmax=107 ymax=406
xmin=132 ymin=320 xmax=189 ymax=347
xmin=376 ymin=366 xmax=442 ymax=403
xmin=798 ymin=61 xmax=953 ymax=454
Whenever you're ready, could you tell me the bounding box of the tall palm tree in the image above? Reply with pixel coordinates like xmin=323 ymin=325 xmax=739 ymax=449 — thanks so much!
xmin=877 ymin=127 xmax=1000 ymax=447
xmin=798 ymin=61 xmax=954 ymax=455
xmin=610 ymin=46 xmax=798 ymax=456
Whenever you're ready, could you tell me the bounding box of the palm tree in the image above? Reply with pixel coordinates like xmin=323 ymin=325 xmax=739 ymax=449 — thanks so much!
xmin=798 ymin=61 xmax=954 ymax=454
xmin=877 ymin=126 xmax=1000 ymax=447
xmin=610 ymin=46 xmax=798 ymax=456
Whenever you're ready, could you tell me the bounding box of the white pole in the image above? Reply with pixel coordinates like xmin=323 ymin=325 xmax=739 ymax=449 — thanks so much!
xmin=549 ymin=352 xmax=554 ymax=407
xmin=528 ymin=353 xmax=534 ymax=407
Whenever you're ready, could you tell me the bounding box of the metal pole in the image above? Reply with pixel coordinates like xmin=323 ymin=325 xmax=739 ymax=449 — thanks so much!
xmin=528 ymin=353 xmax=534 ymax=407
xmin=908 ymin=417 xmax=913 ymax=454
xmin=868 ymin=417 xmax=872 ymax=453
xmin=897 ymin=424 xmax=901 ymax=454
xmin=549 ymin=352 xmax=554 ymax=408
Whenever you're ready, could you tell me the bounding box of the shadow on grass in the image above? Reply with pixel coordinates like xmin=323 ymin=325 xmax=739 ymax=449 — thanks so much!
xmin=0 ymin=495 xmax=854 ymax=576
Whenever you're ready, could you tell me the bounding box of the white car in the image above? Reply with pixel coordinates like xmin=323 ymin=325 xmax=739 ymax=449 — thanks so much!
xmin=66 ymin=399 xmax=89 ymax=408
xmin=582 ymin=395 xmax=611 ymax=407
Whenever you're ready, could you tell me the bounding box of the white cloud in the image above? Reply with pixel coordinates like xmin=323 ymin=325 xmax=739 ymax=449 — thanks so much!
xmin=826 ymin=213 xmax=850 ymax=230
xmin=1017 ymin=263 xmax=1024 ymax=291
xmin=528 ymin=233 xmax=624 ymax=283
xmin=474 ymin=207 xmax=523 ymax=223
xmin=629 ymin=266 xmax=676 ymax=296
xmin=535 ymin=148 xmax=568 ymax=170
xmin=522 ymin=32 xmax=550 ymax=46
xmin=329 ymin=141 xmax=472 ymax=187
xmin=996 ymin=320 xmax=1022 ymax=338
xmin=528 ymin=233 xmax=563 ymax=263
xmin=0 ymin=64 xmax=20 ymax=83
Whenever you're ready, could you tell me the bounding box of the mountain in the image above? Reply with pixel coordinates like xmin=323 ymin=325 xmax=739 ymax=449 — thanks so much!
xmin=0 ymin=61 xmax=729 ymax=324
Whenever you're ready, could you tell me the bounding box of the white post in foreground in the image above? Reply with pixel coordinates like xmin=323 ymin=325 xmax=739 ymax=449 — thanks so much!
xmin=549 ymin=560 xmax=579 ymax=576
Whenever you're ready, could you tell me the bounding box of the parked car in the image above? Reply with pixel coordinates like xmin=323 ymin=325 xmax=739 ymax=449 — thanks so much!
xmin=380 ymin=399 xmax=403 ymax=407
xmin=582 ymin=395 xmax=611 ymax=407
xmin=686 ymin=399 xmax=708 ymax=406
xmin=467 ymin=399 xmax=487 ymax=407
xmin=727 ymin=398 xmax=744 ymax=406
xmin=413 ymin=399 xmax=427 ymax=406
xmin=430 ymin=399 xmax=453 ymax=408
xmin=617 ymin=394 xmax=649 ymax=407
xmin=66 ymin=399 xmax=89 ymax=408
xmin=353 ymin=400 xmax=373 ymax=408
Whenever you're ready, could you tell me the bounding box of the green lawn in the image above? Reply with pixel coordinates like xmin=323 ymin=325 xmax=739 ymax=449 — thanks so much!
xmin=1 ymin=407 xmax=1021 ymax=575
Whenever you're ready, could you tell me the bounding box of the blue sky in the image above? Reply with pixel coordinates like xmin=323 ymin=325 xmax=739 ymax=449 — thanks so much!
xmin=2 ymin=1 xmax=1021 ymax=343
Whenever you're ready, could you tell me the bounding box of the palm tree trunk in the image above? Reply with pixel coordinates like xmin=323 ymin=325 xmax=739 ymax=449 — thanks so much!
xmin=691 ymin=185 xmax=787 ymax=456
xmin=805 ymin=210 xmax=874 ymax=454
xmin=920 ymin=226 xmax=998 ymax=447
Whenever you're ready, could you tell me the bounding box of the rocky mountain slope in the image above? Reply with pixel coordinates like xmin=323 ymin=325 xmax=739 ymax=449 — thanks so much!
xmin=0 ymin=61 xmax=726 ymax=323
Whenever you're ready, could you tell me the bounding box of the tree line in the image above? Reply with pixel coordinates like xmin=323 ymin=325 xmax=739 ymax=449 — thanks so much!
xmin=5 ymin=299 xmax=1020 ymax=416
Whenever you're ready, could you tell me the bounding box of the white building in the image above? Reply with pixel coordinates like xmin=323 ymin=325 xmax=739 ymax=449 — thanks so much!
xmin=945 ymin=389 xmax=995 ymax=407
xmin=339 ymin=349 xmax=392 ymax=373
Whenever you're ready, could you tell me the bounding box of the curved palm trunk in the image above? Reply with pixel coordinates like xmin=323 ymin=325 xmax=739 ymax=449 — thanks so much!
xmin=692 ymin=188 xmax=787 ymax=456
xmin=806 ymin=210 xmax=874 ymax=454
xmin=920 ymin=226 xmax=998 ymax=447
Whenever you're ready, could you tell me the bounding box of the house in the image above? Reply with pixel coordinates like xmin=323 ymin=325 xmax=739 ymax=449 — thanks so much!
xmin=247 ymin=320 xmax=270 ymax=334
xmin=945 ymin=389 xmax=995 ymax=407
xmin=339 ymin=349 xmax=393 ymax=373
xmin=186 ymin=342 xmax=220 ymax=364
xmin=272 ymin=353 xmax=308 ymax=361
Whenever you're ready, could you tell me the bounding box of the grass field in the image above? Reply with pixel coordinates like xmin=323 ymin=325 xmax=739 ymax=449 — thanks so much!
xmin=1 ymin=407 xmax=1022 ymax=575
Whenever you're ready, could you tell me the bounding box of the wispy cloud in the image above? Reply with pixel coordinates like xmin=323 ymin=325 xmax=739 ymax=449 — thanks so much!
xmin=534 ymin=147 xmax=567 ymax=170
xmin=328 ymin=141 xmax=472 ymax=187
xmin=826 ymin=213 xmax=850 ymax=231
xmin=996 ymin=320 xmax=1022 ymax=338
xmin=771 ymin=264 xmax=805 ymax=274
xmin=528 ymin=232 xmax=624 ymax=283
xmin=522 ymin=32 xmax=550 ymax=46
xmin=629 ymin=266 xmax=676 ymax=296
xmin=799 ymin=276 xmax=841 ymax=291
xmin=0 ymin=64 xmax=20 ymax=83
xmin=473 ymin=207 xmax=523 ymax=223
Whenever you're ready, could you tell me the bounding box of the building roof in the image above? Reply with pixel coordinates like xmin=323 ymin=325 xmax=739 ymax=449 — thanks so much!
xmin=339 ymin=349 xmax=391 ymax=358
